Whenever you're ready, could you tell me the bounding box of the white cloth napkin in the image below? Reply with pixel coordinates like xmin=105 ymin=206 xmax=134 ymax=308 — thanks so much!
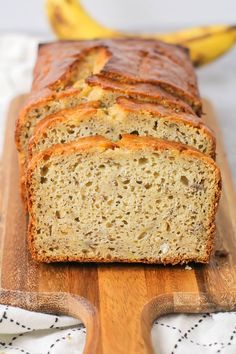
xmin=0 ymin=33 xmax=236 ymax=354
xmin=1 ymin=305 xmax=236 ymax=354
xmin=0 ymin=304 xmax=84 ymax=353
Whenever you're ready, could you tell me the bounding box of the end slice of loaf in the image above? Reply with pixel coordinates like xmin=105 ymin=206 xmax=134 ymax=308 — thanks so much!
xmin=27 ymin=135 xmax=221 ymax=264
xmin=28 ymin=98 xmax=215 ymax=159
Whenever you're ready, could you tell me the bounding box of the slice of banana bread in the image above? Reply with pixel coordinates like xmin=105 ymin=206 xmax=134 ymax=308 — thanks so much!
xmin=28 ymin=97 xmax=215 ymax=159
xmin=27 ymin=135 xmax=221 ymax=264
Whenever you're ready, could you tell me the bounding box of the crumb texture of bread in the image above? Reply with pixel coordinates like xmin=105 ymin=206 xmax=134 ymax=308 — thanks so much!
xmin=27 ymin=136 xmax=221 ymax=264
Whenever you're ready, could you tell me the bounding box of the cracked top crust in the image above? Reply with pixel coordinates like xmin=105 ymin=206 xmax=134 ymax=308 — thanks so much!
xmin=26 ymin=39 xmax=202 ymax=114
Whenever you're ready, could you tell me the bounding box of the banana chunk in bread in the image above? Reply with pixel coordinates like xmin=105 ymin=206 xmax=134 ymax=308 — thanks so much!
xmin=27 ymin=135 xmax=221 ymax=264
xmin=29 ymin=97 xmax=215 ymax=159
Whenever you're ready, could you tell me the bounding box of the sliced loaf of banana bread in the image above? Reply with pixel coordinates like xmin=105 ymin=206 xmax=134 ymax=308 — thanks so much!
xmin=27 ymin=135 xmax=221 ymax=264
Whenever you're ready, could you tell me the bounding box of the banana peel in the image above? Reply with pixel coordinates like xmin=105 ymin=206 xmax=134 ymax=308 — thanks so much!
xmin=46 ymin=0 xmax=119 ymax=39
xmin=160 ymin=25 xmax=236 ymax=66
xmin=46 ymin=0 xmax=236 ymax=67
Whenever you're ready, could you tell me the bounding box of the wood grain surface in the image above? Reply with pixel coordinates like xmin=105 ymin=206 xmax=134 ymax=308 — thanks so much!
xmin=0 ymin=95 xmax=236 ymax=354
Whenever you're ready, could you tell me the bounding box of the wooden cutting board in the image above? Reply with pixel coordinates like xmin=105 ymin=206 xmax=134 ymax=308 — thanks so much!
xmin=0 ymin=95 xmax=236 ymax=354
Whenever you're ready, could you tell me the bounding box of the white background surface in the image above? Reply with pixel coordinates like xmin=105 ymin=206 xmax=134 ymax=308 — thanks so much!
xmin=0 ymin=0 xmax=236 ymax=33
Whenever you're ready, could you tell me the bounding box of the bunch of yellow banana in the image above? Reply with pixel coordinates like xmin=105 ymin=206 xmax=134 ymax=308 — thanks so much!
xmin=46 ymin=0 xmax=236 ymax=67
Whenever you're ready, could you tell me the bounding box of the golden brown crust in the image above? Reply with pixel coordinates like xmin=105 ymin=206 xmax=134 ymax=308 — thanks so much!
xmin=27 ymin=135 xmax=221 ymax=264
xmin=32 ymin=39 xmax=201 ymax=109
xmin=17 ymin=152 xmax=29 ymax=207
